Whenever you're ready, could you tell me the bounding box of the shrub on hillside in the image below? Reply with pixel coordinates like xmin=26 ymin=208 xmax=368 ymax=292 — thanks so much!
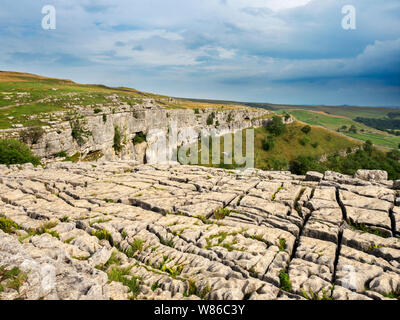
xmin=267 ymin=116 xmax=286 ymax=137
xmin=19 ymin=126 xmax=44 ymax=145
xmin=299 ymin=136 xmax=310 ymax=146
xmin=0 ymin=139 xmax=41 ymax=166
xmin=301 ymin=125 xmax=311 ymax=134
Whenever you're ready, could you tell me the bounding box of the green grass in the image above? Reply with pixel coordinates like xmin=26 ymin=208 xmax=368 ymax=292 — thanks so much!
xmin=183 ymin=279 xmax=198 ymax=297
xmin=106 ymin=266 xmax=141 ymax=299
xmin=0 ymin=217 xmax=19 ymax=234
xmin=196 ymin=121 xmax=359 ymax=171
xmin=347 ymin=220 xmax=390 ymax=238
xmin=381 ymin=290 xmax=400 ymax=300
xmin=302 ymin=288 xmax=333 ymax=300
xmin=279 ymin=110 xmax=400 ymax=149
xmin=125 ymin=238 xmax=144 ymax=257
xmin=0 ymin=103 xmax=65 ymax=129
xmin=213 ymin=208 xmax=231 ymax=220
xmin=91 ymin=229 xmax=112 ymax=242
xmin=159 ymin=236 xmax=174 ymax=248
xmin=278 ymin=238 xmax=287 ymax=252
xmin=0 ymin=266 xmax=28 ymax=292
xmin=26 ymin=221 xmax=60 ymax=239
xmin=279 ymin=269 xmax=292 ymax=292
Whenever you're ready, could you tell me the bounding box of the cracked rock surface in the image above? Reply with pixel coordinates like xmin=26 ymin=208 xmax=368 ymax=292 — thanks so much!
xmin=0 ymin=162 xmax=399 ymax=300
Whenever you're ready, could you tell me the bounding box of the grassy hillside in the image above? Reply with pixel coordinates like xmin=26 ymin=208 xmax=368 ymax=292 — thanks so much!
xmin=0 ymin=71 xmax=249 ymax=129
xmin=277 ymin=109 xmax=400 ymax=149
xmin=180 ymin=97 xmax=400 ymax=149
xmin=192 ymin=121 xmax=360 ymax=170
xmin=254 ymin=122 xmax=360 ymax=170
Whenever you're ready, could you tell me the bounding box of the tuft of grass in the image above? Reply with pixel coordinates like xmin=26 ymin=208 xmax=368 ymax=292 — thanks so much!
xmin=151 ymin=281 xmax=162 ymax=291
xmin=107 ymin=266 xmax=141 ymax=299
xmin=0 ymin=217 xmax=19 ymax=234
xmin=381 ymin=290 xmax=400 ymax=300
xmin=302 ymin=288 xmax=333 ymax=300
xmin=0 ymin=266 xmax=28 ymax=292
xmin=278 ymin=238 xmax=287 ymax=252
xmin=159 ymin=236 xmax=174 ymax=248
xmin=199 ymin=284 xmax=211 ymax=300
xmin=195 ymin=215 xmax=214 ymax=225
xmin=64 ymin=152 xmax=81 ymax=163
xmin=26 ymin=221 xmax=59 ymax=239
xmin=54 ymin=151 xmax=68 ymax=158
xmin=89 ymin=218 xmax=112 ymax=227
xmin=64 ymin=237 xmax=75 ymax=244
xmin=347 ymin=220 xmax=390 ymax=238
xmin=125 ymin=238 xmax=144 ymax=257
xmin=91 ymin=229 xmax=112 ymax=242
xmin=213 ymin=208 xmax=231 ymax=220
xmin=279 ymin=269 xmax=292 ymax=292
xmin=183 ymin=279 xmax=197 ymax=297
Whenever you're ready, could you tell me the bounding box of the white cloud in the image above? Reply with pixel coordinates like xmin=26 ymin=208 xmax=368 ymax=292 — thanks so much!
xmin=216 ymin=47 xmax=236 ymax=59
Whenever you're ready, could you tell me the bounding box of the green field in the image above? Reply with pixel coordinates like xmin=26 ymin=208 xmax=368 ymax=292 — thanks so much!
xmin=277 ymin=109 xmax=400 ymax=149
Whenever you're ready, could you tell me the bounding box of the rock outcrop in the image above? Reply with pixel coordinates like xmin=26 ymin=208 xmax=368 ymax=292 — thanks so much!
xmin=0 ymin=163 xmax=399 ymax=300
xmin=0 ymin=101 xmax=269 ymax=163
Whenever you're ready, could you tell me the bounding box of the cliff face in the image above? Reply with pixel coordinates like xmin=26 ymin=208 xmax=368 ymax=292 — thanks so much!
xmin=1 ymin=101 xmax=270 ymax=163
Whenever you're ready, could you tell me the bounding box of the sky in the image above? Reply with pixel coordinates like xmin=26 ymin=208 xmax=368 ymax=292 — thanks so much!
xmin=1 ymin=0 xmax=400 ymax=106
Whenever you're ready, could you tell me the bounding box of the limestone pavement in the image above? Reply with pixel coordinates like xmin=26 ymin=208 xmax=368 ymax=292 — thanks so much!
xmin=0 ymin=162 xmax=399 ymax=300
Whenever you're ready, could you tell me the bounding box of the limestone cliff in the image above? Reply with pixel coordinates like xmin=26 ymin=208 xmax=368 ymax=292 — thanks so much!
xmin=1 ymin=100 xmax=270 ymax=163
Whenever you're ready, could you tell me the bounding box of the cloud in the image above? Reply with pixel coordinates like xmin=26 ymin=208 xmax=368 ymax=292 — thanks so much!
xmin=0 ymin=0 xmax=399 ymax=106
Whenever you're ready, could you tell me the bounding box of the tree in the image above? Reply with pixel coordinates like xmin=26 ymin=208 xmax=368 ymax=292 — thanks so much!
xmin=267 ymin=116 xmax=286 ymax=136
xmin=363 ymin=140 xmax=374 ymax=154
xmin=0 ymin=139 xmax=41 ymax=166
xmin=301 ymin=125 xmax=311 ymax=134
xmin=349 ymin=125 xmax=358 ymax=134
